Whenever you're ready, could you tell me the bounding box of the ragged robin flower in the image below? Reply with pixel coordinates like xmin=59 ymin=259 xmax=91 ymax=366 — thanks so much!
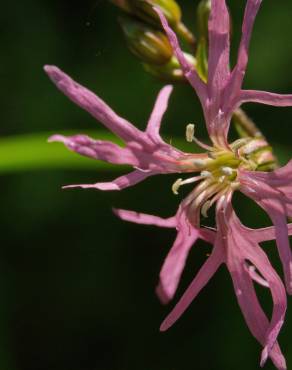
xmin=45 ymin=0 xmax=292 ymax=368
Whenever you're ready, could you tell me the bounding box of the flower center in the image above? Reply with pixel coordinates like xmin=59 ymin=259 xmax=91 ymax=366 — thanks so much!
xmin=172 ymin=125 xmax=276 ymax=224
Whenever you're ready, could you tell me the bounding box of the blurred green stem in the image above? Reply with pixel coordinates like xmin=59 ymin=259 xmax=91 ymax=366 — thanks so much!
xmin=0 ymin=131 xmax=124 ymax=173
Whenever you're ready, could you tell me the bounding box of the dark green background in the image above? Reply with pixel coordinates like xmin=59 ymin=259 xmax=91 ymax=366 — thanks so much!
xmin=0 ymin=0 xmax=292 ymax=369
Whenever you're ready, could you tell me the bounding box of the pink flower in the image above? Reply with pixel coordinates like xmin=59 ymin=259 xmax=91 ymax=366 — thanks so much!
xmin=45 ymin=0 xmax=292 ymax=367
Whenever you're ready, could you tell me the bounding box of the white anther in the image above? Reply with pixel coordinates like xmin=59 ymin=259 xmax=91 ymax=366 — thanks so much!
xmin=221 ymin=166 xmax=234 ymax=176
xmin=218 ymin=176 xmax=226 ymax=183
xmin=186 ymin=124 xmax=195 ymax=142
xmin=172 ymin=178 xmax=183 ymax=195
xmin=200 ymin=170 xmax=212 ymax=178
xmin=201 ymin=200 xmax=212 ymax=218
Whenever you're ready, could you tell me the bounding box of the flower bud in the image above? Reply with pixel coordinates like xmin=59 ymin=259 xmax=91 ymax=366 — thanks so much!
xmin=196 ymin=0 xmax=211 ymax=39
xmin=143 ymin=53 xmax=196 ymax=82
xmin=195 ymin=0 xmax=211 ymax=81
xmin=110 ymin=0 xmax=132 ymax=13
xmin=119 ymin=16 xmax=173 ymax=65
xmin=128 ymin=0 xmax=182 ymax=27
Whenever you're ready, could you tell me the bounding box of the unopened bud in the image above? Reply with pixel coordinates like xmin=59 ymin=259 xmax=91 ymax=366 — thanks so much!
xmin=195 ymin=0 xmax=211 ymax=81
xmin=127 ymin=0 xmax=195 ymax=46
xmin=110 ymin=0 xmax=132 ymax=12
xmin=129 ymin=0 xmax=181 ymax=27
xmin=143 ymin=53 xmax=196 ymax=82
xmin=197 ymin=0 xmax=211 ymax=39
xmin=119 ymin=16 xmax=172 ymax=65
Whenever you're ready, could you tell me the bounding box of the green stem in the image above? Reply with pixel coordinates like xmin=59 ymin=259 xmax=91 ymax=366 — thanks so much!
xmin=0 ymin=131 xmax=125 ymax=174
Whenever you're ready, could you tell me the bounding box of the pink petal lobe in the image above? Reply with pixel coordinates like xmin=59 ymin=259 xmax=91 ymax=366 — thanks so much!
xmin=146 ymin=85 xmax=173 ymax=142
xmin=156 ymin=226 xmax=200 ymax=304
xmin=208 ymin=0 xmax=230 ymax=94
xmin=219 ymin=205 xmax=287 ymax=368
xmin=44 ymin=65 xmax=149 ymax=144
xmin=239 ymin=169 xmax=292 ymax=294
xmin=113 ymin=208 xmax=176 ymax=228
xmin=227 ymin=0 xmax=262 ymax=98
xmin=240 ymin=90 xmax=292 ymax=106
xmin=154 ymin=8 xmax=207 ymax=104
xmin=253 ymin=223 xmax=292 ymax=243
xmin=160 ymin=244 xmax=224 ymax=331
xmin=49 ymin=134 xmax=138 ymax=165
xmin=63 ymin=170 xmax=153 ymax=191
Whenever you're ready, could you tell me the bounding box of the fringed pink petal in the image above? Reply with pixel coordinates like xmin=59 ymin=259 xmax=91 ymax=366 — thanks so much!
xmin=155 ymin=8 xmax=207 ymax=105
xmin=245 ymin=235 xmax=287 ymax=367
xmin=245 ymin=160 xmax=292 ymax=188
xmin=63 ymin=170 xmax=153 ymax=191
xmin=219 ymin=205 xmax=287 ymax=369
xmin=44 ymin=65 xmax=151 ymax=145
xmin=253 ymin=223 xmax=292 ymax=243
xmin=49 ymin=134 xmax=138 ymax=165
xmin=229 ymin=264 xmax=286 ymax=370
xmin=260 ymin=200 xmax=292 ymax=295
xmin=207 ymin=0 xmax=230 ymax=94
xmin=239 ymin=90 xmax=292 ymax=107
xmin=146 ymin=85 xmax=173 ymax=143
xmin=113 ymin=208 xmax=176 ymax=228
xmin=156 ymin=226 xmax=200 ymax=304
xmin=239 ymin=171 xmax=292 ymax=294
xmin=227 ymin=0 xmax=262 ymax=100
xmin=160 ymin=244 xmax=224 ymax=331
xmin=115 ymin=205 xmax=216 ymax=304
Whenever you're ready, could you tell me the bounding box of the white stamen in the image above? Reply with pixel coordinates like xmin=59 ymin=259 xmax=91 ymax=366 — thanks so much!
xmin=186 ymin=124 xmax=195 ymax=142
xmin=185 ymin=123 xmax=214 ymax=151
xmin=218 ymin=176 xmax=226 ymax=183
xmin=180 ymin=176 xmax=202 ymax=186
xmin=201 ymin=200 xmax=212 ymax=218
xmin=172 ymin=178 xmax=182 ymax=195
xmin=221 ymin=166 xmax=234 ymax=176
xmin=200 ymin=170 xmax=212 ymax=178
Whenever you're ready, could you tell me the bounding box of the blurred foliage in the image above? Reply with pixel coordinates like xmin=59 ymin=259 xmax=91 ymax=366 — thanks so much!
xmin=1 ymin=1 xmax=292 ymax=370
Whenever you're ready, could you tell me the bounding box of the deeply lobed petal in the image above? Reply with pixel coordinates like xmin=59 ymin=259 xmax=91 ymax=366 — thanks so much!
xmin=49 ymin=134 xmax=139 ymax=166
xmin=225 ymin=0 xmax=263 ymax=106
xmin=45 ymin=65 xmax=192 ymax=191
xmin=216 ymin=202 xmax=287 ymax=369
xmin=239 ymin=90 xmax=292 ymax=107
xmin=155 ymin=8 xmax=207 ymax=105
xmin=207 ymin=0 xmax=230 ymax=96
xmin=63 ymin=170 xmax=153 ymax=191
xmin=239 ymin=166 xmax=292 ymax=294
xmin=44 ymin=65 xmax=148 ymax=144
xmin=146 ymin=85 xmax=173 ymax=143
xmin=115 ymin=204 xmax=216 ymax=304
xmin=160 ymin=243 xmax=223 ymax=330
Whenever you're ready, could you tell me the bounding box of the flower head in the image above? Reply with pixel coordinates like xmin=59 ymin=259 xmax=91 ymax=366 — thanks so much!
xmin=45 ymin=0 xmax=292 ymax=368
